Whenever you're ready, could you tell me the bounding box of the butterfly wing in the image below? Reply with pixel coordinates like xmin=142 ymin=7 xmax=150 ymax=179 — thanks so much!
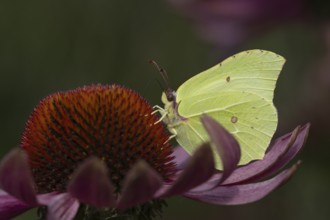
xmin=174 ymin=50 xmax=285 ymax=169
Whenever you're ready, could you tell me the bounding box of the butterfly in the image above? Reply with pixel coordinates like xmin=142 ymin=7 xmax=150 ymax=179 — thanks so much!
xmin=154 ymin=50 xmax=285 ymax=169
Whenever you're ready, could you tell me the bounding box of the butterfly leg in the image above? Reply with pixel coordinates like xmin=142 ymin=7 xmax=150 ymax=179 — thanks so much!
xmin=164 ymin=127 xmax=177 ymax=144
xmin=151 ymin=105 xmax=164 ymax=115
xmin=144 ymin=106 xmax=161 ymax=117
xmin=151 ymin=105 xmax=168 ymax=124
xmin=154 ymin=112 xmax=167 ymax=125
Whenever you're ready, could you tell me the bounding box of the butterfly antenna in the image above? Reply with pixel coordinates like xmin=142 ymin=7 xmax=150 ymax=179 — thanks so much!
xmin=156 ymin=78 xmax=165 ymax=91
xmin=148 ymin=60 xmax=170 ymax=89
xmin=149 ymin=59 xmax=176 ymax=101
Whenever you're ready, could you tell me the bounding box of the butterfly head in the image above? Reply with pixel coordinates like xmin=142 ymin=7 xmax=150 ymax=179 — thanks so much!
xmin=161 ymin=89 xmax=176 ymax=105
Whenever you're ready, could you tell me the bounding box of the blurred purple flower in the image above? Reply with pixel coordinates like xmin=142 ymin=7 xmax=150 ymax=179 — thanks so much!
xmin=167 ymin=0 xmax=305 ymax=49
xmin=0 ymin=85 xmax=309 ymax=219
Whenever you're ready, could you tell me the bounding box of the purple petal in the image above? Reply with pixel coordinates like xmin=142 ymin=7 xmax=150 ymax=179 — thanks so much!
xmin=184 ymin=161 xmax=300 ymax=205
xmin=116 ymin=160 xmax=162 ymax=210
xmin=37 ymin=192 xmax=61 ymax=205
xmin=187 ymin=173 xmax=223 ymax=193
xmin=172 ymin=146 xmax=190 ymax=170
xmin=46 ymin=193 xmax=79 ymax=220
xmin=68 ymin=157 xmax=115 ymax=208
xmin=0 ymin=149 xmax=37 ymax=205
xmin=201 ymin=115 xmax=241 ymax=183
xmin=160 ymin=143 xmax=215 ymax=197
xmin=254 ymin=124 xmax=309 ymax=180
xmin=0 ymin=189 xmax=32 ymax=219
xmin=190 ymin=124 xmax=309 ymax=192
xmin=222 ymin=125 xmax=301 ymax=185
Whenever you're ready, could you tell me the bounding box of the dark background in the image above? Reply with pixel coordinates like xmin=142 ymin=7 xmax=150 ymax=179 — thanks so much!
xmin=0 ymin=0 xmax=329 ymax=219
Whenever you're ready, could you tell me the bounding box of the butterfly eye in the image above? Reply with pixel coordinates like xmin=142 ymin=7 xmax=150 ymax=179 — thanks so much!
xmin=165 ymin=89 xmax=176 ymax=102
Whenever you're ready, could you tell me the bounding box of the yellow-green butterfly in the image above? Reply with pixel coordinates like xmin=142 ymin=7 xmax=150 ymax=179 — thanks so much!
xmin=156 ymin=49 xmax=285 ymax=170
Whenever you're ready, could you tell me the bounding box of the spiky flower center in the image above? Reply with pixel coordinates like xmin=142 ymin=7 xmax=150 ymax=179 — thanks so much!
xmin=21 ymin=84 xmax=174 ymax=194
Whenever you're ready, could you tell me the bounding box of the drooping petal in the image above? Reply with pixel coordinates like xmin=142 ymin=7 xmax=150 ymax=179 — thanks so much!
xmin=259 ymin=124 xmax=309 ymax=178
xmin=0 ymin=149 xmax=37 ymax=205
xmin=187 ymin=174 xmax=223 ymax=193
xmin=189 ymin=124 xmax=309 ymax=193
xmin=0 ymin=189 xmax=32 ymax=219
xmin=37 ymin=192 xmax=61 ymax=205
xmin=172 ymin=146 xmax=190 ymax=170
xmin=222 ymin=125 xmax=300 ymax=185
xmin=116 ymin=160 xmax=163 ymax=210
xmin=184 ymin=161 xmax=300 ymax=205
xmin=68 ymin=157 xmax=116 ymax=208
xmin=201 ymin=115 xmax=241 ymax=183
xmin=46 ymin=193 xmax=79 ymax=220
xmin=159 ymin=143 xmax=215 ymax=197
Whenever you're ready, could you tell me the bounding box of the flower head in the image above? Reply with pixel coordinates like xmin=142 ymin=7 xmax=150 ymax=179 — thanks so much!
xmin=21 ymin=85 xmax=175 ymax=194
xmin=0 ymin=84 xmax=309 ymax=220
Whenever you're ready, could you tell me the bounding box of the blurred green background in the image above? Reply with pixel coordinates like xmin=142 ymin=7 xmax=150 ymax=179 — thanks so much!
xmin=0 ymin=0 xmax=329 ymax=219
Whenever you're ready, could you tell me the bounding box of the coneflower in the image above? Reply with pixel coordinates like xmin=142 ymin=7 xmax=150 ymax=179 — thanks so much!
xmin=0 ymin=84 xmax=309 ymax=220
